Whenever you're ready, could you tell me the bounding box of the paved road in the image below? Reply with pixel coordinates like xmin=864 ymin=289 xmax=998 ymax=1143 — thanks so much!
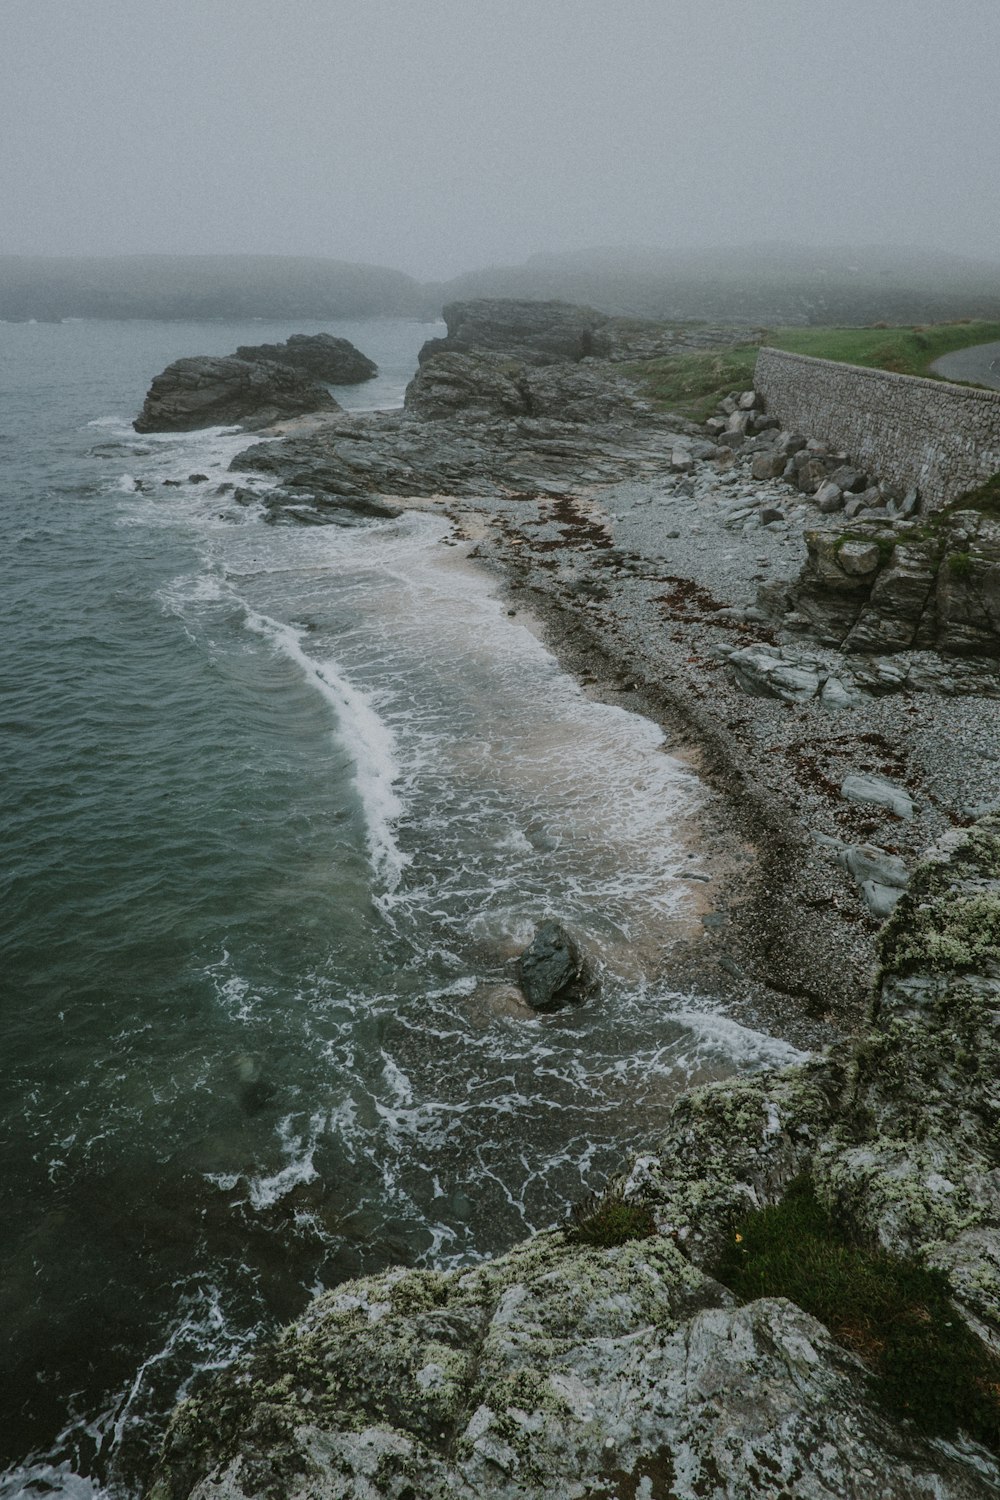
xmin=930 ymin=340 xmax=1000 ymax=389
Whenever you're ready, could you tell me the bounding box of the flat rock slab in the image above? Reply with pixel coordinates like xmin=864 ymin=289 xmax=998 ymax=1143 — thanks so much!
xmin=841 ymin=772 xmax=914 ymax=820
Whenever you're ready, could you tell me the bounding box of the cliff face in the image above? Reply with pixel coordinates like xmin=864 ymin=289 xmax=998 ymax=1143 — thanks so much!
xmin=148 ymin=816 xmax=1000 ymax=1500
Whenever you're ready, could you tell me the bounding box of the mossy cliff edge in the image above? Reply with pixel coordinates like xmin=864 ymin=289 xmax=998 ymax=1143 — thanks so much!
xmin=149 ymin=817 xmax=1000 ymax=1500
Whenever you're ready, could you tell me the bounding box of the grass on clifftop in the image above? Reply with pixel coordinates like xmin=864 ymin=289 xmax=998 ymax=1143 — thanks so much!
xmin=626 ymin=320 xmax=1000 ymax=420
xmin=714 ymin=1179 xmax=1000 ymax=1449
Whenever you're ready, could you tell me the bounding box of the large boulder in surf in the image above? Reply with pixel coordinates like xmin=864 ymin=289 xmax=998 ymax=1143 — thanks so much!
xmin=418 ymin=298 xmax=611 ymax=366
xmin=516 ymin=920 xmax=594 ymax=1010
xmin=133 ymin=356 xmax=340 ymax=433
xmin=233 ymin=333 xmax=377 ymax=384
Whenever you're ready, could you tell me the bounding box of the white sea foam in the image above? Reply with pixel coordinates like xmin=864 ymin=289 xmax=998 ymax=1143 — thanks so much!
xmin=0 ymin=1463 xmax=107 ymax=1500
xmin=668 ymin=1008 xmax=809 ymax=1069
xmin=245 ymin=1113 xmax=324 ymax=1210
xmin=242 ymin=606 xmax=409 ymax=890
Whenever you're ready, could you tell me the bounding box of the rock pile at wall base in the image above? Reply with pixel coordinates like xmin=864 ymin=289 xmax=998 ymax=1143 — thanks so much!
xmin=147 ymin=816 xmax=1000 ymax=1500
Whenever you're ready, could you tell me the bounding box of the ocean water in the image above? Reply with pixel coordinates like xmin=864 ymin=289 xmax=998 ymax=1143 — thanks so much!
xmin=0 ymin=318 xmax=804 ymax=1498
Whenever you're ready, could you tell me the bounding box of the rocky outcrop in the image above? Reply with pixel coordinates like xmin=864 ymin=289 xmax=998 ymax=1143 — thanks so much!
xmin=233 ymin=333 xmax=377 ymax=384
xmin=147 ymin=817 xmax=1000 ymax=1499
xmin=779 ymin=508 xmax=1000 ymax=659
xmin=404 ymin=351 xmax=645 ymax=425
xmin=134 ymin=356 xmax=340 ymax=433
xmin=418 ymin=299 xmax=611 ymax=366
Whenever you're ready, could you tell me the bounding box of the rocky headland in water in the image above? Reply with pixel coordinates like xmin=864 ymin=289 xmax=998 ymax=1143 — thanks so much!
xmin=141 ymin=301 xmax=1000 ymax=1497
xmin=133 ymin=335 xmax=377 ymax=433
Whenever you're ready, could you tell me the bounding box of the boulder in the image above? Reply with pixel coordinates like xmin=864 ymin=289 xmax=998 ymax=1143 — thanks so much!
xmin=793 ymin=455 xmax=831 ymax=493
xmin=750 ymin=451 xmax=786 ymax=481
xmin=836 ymin=540 xmax=883 ymax=578
xmin=133 ymin=356 xmax=340 ymax=433
xmin=233 ymin=333 xmax=377 ymax=384
xmin=814 ymin=480 xmax=844 ymax=514
xmin=516 ymin=921 xmax=593 ymax=1010
xmin=827 ymin=465 xmax=867 ymax=494
xmin=726 ymin=644 xmax=823 ymax=704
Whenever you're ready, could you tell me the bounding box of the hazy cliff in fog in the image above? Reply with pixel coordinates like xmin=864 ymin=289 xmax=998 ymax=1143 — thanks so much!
xmin=433 ymin=244 xmax=1000 ymax=326
xmin=2 ymin=246 xmax=998 ymax=327
xmin=0 ymin=255 xmax=427 ymax=322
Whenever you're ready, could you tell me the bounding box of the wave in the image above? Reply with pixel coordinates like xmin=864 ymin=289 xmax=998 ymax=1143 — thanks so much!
xmin=241 ymin=606 xmax=408 ymax=891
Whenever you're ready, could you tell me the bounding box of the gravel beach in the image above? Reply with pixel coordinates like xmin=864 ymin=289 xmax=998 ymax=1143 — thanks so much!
xmin=425 ymin=444 xmax=1000 ymax=1048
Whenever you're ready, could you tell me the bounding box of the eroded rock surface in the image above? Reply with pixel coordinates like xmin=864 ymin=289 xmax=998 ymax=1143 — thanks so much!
xmin=148 ymin=818 xmax=1000 ymax=1499
xmin=233 ymin=333 xmax=377 ymax=384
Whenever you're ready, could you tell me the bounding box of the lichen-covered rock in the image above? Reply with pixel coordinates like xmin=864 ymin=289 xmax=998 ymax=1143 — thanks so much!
xmin=784 ymin=506 xmax=1000 ymax=661
xmin=935 ymin=512 xmax=1000 ymax=658
xmin=816 ymin=816 xmax=1000 ymax=1328
xmin=150 ymin=1246 xmax=996 ymax=1500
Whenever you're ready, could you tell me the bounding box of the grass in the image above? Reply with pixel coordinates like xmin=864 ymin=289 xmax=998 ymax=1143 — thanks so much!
xmin=624 ymin=320 xmax=1000 ymax=420
xmin=564 ymin=1188 xmax=657 ymax=1248
xmin=713 ymin=1179 xmax=1000 ymax=1448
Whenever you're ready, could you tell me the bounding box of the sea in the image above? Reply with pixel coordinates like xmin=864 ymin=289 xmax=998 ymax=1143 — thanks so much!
xmin=0 ymin=317 xmax=805 ymax=1498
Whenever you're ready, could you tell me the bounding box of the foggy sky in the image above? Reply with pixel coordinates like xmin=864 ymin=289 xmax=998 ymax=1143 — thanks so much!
xmin=3 ymin=0 xmax=998 ymax=279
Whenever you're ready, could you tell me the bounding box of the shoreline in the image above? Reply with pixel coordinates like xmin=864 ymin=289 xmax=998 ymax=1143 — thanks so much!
xmin=142 ymin=317 xmax=1000 ymax=1499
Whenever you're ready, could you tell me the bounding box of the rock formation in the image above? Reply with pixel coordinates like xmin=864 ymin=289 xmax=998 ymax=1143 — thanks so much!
xmin=133 ymin=356 xmax=340 ymax=433
xmin=233 ymin=333 xmax=377 ymax=384
xmin=418 ymin=298 xmax=611 ymax=366
xmin=146 ymin=816 xmax=1000 ymax=1499
xmin=404 ymin=351 xmax=644 ymax=425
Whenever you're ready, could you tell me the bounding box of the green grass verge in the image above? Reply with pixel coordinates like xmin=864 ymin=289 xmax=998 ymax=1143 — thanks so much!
xmin=624 ymin=320 xmax=1000 ymax=420
xmin=714 ymin=1179 xmax=1000 ymax=1448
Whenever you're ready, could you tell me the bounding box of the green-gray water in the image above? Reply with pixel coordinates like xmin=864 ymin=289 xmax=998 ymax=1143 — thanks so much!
xmin=0 ymin=319 xmax=804 ymax=1498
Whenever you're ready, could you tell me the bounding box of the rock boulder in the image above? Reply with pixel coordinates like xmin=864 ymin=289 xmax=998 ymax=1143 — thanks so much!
xmin=133 ymin=356 xmax=340 ymax=433
xmin=516 ymin=921 xmax=593 ymax=1010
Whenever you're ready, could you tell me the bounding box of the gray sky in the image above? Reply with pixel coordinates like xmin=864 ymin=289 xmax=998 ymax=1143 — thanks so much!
xmin=2 ymin=0 xmax=998 ymax=278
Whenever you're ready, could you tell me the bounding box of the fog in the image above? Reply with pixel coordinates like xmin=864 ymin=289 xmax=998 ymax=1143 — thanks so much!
xmin=3 ymin=0 xmax=998 ymax=279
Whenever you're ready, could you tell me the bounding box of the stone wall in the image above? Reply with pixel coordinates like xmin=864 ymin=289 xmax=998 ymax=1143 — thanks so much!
xmin=754 ymin=347 xmax=1000 ymax=509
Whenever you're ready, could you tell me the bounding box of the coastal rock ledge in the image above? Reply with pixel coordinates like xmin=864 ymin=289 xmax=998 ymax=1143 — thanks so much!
xmin=148 ymin=816 xmax=1000 ymax=1500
